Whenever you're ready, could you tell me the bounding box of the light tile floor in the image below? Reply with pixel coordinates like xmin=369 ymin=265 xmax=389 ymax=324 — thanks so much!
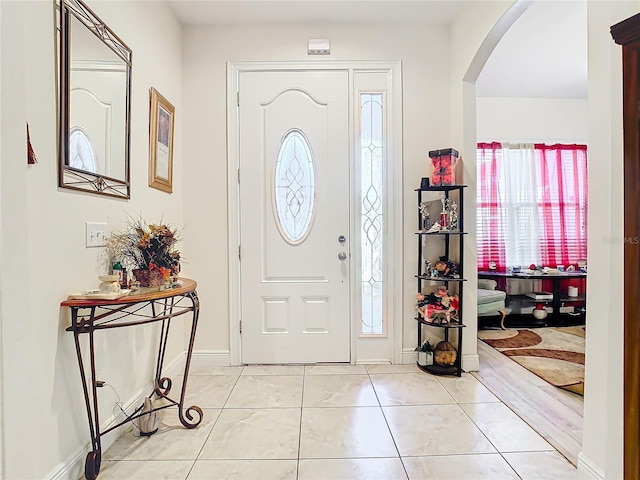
xmin=97 ymin=364 xmax=579 ymax=479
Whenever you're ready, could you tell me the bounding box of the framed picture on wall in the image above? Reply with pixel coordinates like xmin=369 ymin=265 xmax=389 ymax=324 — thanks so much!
xmin=148 ymin=87 xmax=175 ymax=193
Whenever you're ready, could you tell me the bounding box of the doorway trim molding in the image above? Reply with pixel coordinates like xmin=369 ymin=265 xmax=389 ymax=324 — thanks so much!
xmin=226 ymin=60 xmax=403 ymax=366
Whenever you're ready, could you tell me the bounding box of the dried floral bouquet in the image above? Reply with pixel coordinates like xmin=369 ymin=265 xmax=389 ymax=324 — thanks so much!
xmin=106 ymin=215 xmax=181 ymax=285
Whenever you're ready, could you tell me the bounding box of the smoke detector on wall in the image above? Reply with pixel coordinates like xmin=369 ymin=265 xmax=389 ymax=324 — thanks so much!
xmin=307 ymin=39 xmax=330 ymax=55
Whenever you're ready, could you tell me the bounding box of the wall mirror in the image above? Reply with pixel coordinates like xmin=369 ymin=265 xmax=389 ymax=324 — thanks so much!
xmin=58 ymin=0 xmax=132 ymax=199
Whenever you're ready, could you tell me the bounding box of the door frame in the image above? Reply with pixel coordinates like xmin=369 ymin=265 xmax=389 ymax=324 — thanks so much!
xmin=227 ymin=60 xmax=403 ymax=366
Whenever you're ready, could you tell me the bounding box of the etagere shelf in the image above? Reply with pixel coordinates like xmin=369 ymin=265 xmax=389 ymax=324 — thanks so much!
xmin=415 ymin=185 xmax=467 ymax=377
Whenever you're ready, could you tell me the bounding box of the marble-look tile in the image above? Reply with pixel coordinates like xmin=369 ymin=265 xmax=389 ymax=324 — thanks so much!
xmin=383 ymin=405 xmax=496 ymax=456
xmin=303 ymin=374 xmax=378 ymax=407
xmin=369 ymin=373 xmax=457 ymax=406
xmin=298 ymin=458 xmax=408 ymax=479
xmin=178 ymin=374 xmax=239 ymax=408
xmin=503 ymin=451 xmax=580 ymax=479
xmin=461 ymin=403 xmax=553 ymax=452
xmin=103 ymin=409 xmax=220 ymax=461
xmin=299 ymin=407 xmax=397 ymax=458
xmin=403 ymin=454 xmax=520 ymax=480
xmin=435 ymin=373 xmax=501 ymax=403
xmin=365 ymin=364 xmax=421 ymax=374
xmin=241 ymin=365 xmax=305 ymax=376
xmin=305 ymin=364 xmax=368 ymax=375
xmin=198 ymin=408 xmax=300 ymax=459
xmin=187 ymin=459 xmax=297 ymax=480
xmin=225 ymin=375 xmax=303 ymax=408
xmin=96 ymin=460 xmax=192 ymax=479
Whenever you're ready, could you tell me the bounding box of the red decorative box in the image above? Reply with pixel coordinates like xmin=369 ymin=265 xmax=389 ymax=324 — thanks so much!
xmin=429 ymin=148 xmax=459 ymax=186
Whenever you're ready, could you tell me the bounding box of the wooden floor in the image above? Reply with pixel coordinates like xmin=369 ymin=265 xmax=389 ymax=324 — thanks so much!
xmin=473 ymin=338 xmax=584 ymax=466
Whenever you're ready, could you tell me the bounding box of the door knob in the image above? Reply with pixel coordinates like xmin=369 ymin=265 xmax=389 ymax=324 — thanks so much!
xmin=338 ymin=252 xmax=347 ymax=261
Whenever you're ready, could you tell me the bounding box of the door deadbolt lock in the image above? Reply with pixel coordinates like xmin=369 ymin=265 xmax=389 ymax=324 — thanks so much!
xmin=338 ymin=235 xmax=346 ymax=244
xmin=338 ymin=251 xmax=347 ymax=261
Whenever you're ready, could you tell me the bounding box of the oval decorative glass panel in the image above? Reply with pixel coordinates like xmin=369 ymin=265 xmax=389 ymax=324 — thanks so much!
xmin=69 ymin=127 xmax=97 ymax=173
xmin=274 ymin=129 xmax=316 ymax=244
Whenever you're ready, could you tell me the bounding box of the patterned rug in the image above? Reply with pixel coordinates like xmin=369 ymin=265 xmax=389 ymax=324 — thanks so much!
xmin=477 ymin=326 xmax=585 ymax=395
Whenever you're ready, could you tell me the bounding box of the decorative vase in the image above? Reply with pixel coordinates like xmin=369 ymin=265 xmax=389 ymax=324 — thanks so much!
xmin=132 ymin=268 xmax=163 ymax=288
xmin=532 ymin=304 xmax=548 ymax=320
xmin=417 ymin=351 xmax=427 ymax=366
xmin=98 ymin=275 xmax=120 ymax=293
xmin=417 ymin=351 xmax=434 ymax=366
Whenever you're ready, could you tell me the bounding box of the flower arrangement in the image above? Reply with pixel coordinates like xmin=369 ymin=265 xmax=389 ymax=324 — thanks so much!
xmin=414 ymin=339 xmax=434 ymax=353
xmin=106 ymin=216 xmax=181 ymax=285
xmin=415 ymin=286 xmax=459 ymax=325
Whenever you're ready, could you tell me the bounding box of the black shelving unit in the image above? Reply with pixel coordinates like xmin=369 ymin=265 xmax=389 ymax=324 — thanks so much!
xmin=415 ymin=185 xmax=467 ymax=377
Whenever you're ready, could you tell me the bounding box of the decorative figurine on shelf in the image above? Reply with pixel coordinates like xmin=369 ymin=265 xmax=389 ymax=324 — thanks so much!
xmin=427 ymin=222 xmax=442 ymax=233
xmin=419 ymin=202 xmax=431 ymax=231
xmin=415 ymin=292 xmax=429 ymax=318
xmin=439 ymin=195 xmax=449 ymax=230
xmin=424 ymin=260 xmax=432 ymax=278
xmin=448 ymin=201 xmax=458 ymax=231
xmin=415 ymin=285 xmax=459 ymax=325
xmin=434 ymin=256 xmax=460 ymax=278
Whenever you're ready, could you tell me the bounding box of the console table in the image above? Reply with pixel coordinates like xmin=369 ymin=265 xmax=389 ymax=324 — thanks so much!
xmin=478 ymin=271 xmax=587 ymax=324
xmin=61 ymin=278 xmax=203 ymax=480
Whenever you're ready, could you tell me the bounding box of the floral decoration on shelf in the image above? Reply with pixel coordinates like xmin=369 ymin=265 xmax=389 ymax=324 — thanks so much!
xmin=106 ymin=215 xmax=181 ymax=288
xmin=415 ymin=285 xmax=459 ymax=325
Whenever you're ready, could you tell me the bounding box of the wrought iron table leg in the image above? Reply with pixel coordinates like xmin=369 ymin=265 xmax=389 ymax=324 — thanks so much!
xmin=72 ymin=308 xmax=102 ymax=480
xmin=84 ymin=449 xmax=101 ymax=480
xmin=177 ymin=291 xmax=203 ymax=428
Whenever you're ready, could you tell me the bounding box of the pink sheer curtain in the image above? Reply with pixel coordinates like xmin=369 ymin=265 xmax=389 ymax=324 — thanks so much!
xmin=477 ymin=142 xmax=507 ymax=271
xmin=535 ymin=144 xmax=588 ymax=268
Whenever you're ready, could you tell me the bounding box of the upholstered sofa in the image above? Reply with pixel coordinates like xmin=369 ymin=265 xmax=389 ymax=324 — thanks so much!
xmin=477 ymin=278 xmax=509 ymax=329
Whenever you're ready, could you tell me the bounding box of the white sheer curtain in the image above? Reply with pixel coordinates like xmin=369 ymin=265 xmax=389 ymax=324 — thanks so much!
xmin=501 ymin=143 xmax=542 ymax=268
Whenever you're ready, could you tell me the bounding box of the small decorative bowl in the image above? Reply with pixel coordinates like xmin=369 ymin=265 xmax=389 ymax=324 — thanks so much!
xmin=98 ymin=274 xmax=121 ymax=293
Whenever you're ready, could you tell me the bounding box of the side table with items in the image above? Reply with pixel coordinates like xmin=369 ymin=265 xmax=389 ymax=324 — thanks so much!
xmin=61 ymin=279 xmax=203 ymax=480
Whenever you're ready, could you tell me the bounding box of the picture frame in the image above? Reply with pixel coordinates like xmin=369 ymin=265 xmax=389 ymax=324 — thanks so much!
xmin=148 ymin=87 xmax=175 ymax=193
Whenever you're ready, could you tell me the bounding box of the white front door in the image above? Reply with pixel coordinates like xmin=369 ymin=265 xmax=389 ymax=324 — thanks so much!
xmin=238 ymin=70 xmax=351 ymax=364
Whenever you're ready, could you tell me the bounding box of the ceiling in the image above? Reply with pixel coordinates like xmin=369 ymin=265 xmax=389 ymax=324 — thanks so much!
xmin=167 ymin=0 xmax=587 ymax=99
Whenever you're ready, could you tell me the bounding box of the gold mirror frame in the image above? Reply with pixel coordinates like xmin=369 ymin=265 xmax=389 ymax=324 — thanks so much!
xmin=58 ymin=0 xmax=132 ymax=199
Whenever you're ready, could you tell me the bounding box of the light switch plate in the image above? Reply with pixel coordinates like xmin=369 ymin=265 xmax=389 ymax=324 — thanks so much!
xmin=86 ymin=222 xmax=107 ymax=248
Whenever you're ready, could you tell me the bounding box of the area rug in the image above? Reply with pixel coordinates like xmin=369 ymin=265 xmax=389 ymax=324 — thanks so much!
xmin=477 ymin=326 xmax=585 ymax=395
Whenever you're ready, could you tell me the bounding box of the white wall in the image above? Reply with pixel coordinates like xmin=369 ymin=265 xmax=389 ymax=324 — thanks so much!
xmin=477 ymin=97 xmax=588 ymax=144
xmin=182 ymin=23 xmax=454 ymax=362
xmin=0 ymin=1 xmax=184 ymax=478
xmin=450 ymin=0 xmax=519 ymax=372
xmin=581 ymin=3 xmax=636 ymax=479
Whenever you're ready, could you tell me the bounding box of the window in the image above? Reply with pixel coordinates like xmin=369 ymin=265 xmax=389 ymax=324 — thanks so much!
xmin=69 ymin=128 xmax=97 ymax=173
xmin=476 ymin=142 xmax=587 ymax=270
xmin=360 ymin=93 xmax=384 ymax=334
xmin=274 ymin=129 xmax=316 ymax=244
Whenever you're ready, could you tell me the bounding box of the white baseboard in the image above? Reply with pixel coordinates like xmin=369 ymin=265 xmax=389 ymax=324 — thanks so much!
xmin=191 ymin=350 xmax=232 ymax=367
xmin=402 ymin=348 xmax=418 ymax=365
xmin=577 ymin=452 xmax=604 ymax=480
xmin=462 ymin=353 xmax=479 ymax=372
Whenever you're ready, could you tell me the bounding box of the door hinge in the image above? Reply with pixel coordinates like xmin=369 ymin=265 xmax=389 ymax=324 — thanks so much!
xmin=237 ymin=91 xmax=240 ymax=107
xmin=239 ymin=320 xmax=242 ymax=334
xmin=238 ymin=245 xmax=241 ymax=261
xmin=237 ymin=168 xmax=240 ymax=184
